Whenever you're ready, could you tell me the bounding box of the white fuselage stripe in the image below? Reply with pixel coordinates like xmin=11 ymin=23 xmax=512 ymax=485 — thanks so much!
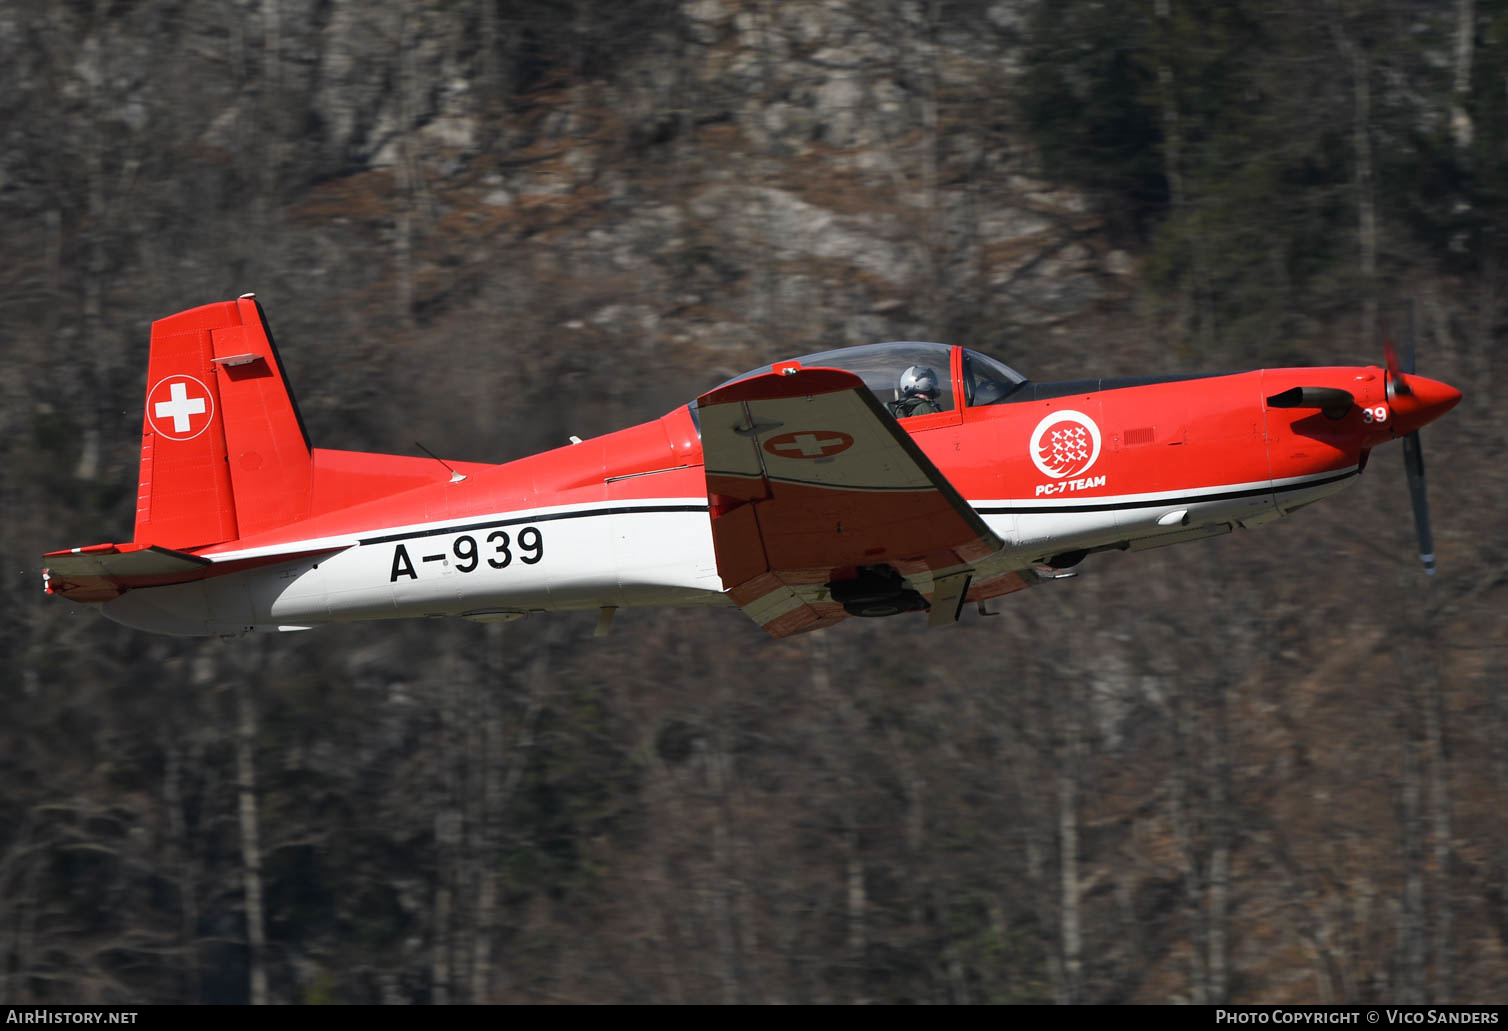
xmin=205 ymin=497 xmax=711 ymax=562
xmin=972 ymin=466 xmax=1357 ymax=511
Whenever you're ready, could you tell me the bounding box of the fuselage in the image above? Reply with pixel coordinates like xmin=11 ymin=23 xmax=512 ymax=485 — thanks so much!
xmin=100 ymin=358 xmax=1428 ymax=636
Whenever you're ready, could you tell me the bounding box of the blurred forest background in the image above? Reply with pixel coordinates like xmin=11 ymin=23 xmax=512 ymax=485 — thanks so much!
xmin=2 ymin=0 xmax=1506 ymax=1005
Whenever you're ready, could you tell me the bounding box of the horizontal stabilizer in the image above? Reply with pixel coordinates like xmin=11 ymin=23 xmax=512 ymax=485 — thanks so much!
xmin=43 ymin=543 xmax=211 ymax=602
xmin=43 ymin=540 xmax=346 ymax=604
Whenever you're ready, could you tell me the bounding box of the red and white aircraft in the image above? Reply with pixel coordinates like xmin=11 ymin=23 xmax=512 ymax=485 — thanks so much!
xmin=43 ymin=295 xmax=1461 ymax=638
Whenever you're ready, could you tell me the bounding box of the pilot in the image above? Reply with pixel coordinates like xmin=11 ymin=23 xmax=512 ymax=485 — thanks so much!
xmin=889 ymin=365 xmax=943 ymax=418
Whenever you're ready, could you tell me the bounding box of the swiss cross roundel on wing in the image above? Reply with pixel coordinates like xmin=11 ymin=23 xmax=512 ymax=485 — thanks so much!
xmin=146 ymin=375 xmax=215 ymax=441
xmin=762 ymin=430 xmax=855 ymax=460
xmin=1029 ymin=410 xmax=1102 ymax=480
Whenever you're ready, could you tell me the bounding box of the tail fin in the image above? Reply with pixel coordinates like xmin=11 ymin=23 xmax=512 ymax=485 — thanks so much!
xmin=135 ymin=294 xmax=312 ymax=549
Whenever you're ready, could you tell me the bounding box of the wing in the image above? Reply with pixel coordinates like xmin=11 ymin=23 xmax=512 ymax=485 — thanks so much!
xmin=697 ymin=367 xmax=1011 ymax=637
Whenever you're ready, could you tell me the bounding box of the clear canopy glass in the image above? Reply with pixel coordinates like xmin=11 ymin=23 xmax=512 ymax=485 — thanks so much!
xmin=697 ymin=342 xmax=1028 ymax=422
xmin=961 ymin=348 xmax=1028 ymax=406
xmin=713 ymin=341 xmax=956 ymax=411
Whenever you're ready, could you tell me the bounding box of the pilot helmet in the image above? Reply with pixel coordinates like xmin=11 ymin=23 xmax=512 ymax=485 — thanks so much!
xmin=898 ymin=365 xmax=939 ymax=399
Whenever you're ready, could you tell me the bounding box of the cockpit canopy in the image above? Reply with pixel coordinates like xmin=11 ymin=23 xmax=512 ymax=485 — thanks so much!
xmin=706 ymin=341 xmax=1028 ymax=413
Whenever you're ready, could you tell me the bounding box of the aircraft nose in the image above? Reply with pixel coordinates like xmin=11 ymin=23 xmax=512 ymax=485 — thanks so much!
xmin=1391 ymin=375 xmax=1462 ymax=435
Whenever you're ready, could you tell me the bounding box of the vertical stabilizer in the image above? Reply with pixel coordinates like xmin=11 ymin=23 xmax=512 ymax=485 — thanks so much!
xmin=134 ymin=295 xmax=312 ymax=549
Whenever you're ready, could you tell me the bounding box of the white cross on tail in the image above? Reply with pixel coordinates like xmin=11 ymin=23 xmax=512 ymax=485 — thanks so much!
xmin=155 ymin=381 xmax=206 ymax=433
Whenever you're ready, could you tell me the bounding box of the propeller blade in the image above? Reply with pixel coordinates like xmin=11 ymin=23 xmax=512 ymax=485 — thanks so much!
xmin=1383 ymin=336 xmax=1412 ymax=398
xmin=1400 ymin=308 xmax=1417 ymax=375
xmin=1402 ymin=430 xmax=1435 ymax=575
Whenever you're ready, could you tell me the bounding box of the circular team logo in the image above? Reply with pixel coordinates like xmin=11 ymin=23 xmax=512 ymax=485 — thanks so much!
xmin=763 ymin=430 xmax=855 ymax=460
xmin=1029 ymin=410 xmax=1101 ymax=479
xmin=146 ymin=375 xmax=215 ymax=441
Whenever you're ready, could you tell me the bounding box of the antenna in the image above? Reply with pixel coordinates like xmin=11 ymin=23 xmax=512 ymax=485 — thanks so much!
xmin=414 ymin=440 xmax=467 ymax=483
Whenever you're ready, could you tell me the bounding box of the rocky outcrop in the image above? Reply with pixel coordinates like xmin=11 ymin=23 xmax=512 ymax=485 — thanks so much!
xmin=258 ymin=1 xmax=1119 ymax=352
